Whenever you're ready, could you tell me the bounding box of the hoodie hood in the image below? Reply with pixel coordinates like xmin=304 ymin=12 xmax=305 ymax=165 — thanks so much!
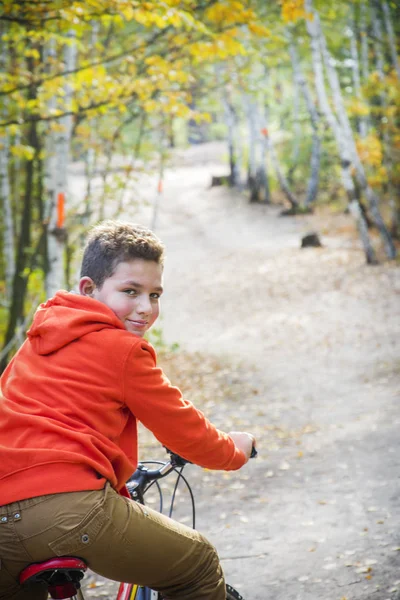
xmin=27 ymin=290 xmax=124 ymax=355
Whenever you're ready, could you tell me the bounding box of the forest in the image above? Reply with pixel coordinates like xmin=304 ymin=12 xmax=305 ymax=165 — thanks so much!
xmin=0 ymin=0 xmax=399 ymax=372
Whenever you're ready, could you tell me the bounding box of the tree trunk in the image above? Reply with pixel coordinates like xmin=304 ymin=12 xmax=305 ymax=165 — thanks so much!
xmin=360 ymin=1 xmax=370 ymax=83
xmin=46 ymin=32 xmax=77 ymax=298
xmin=0 ymin=133 xmax=14 ymax=298
xmin=305 ymin=0 xmax=377 ymax=263
xmin=381 ymin=0 xmax=400 ymax=79
xmin=317 ymin=6 xmax=396 ymax=258
xmin=287 ymin=68 xmax=301 ymax=187
xmin=0 ymin=28 xmax=15 ymax=299
xmin=0 ymin=119 xmax=37 ymax=373
xmin=222 ymin=94 xmax=240 ymax=187
xmin=244 ymin=94 xmax=259 ymax=201
xmin=83 ymin=21 xmax=100 ymax=222
xmin=269 ymin=136 xmax=299 ymax=210
xmin=263 ymin=101 xmax=299 ymax=210
xmin=257 ymin=109 xmax=270 ymax=204
xmin=369 ymin=1 xmax=398 ymax=243
xmin=349 ymin=10 xmax=369 ymax=138
xmin=288 ymin=38 xmax=321 ymax=206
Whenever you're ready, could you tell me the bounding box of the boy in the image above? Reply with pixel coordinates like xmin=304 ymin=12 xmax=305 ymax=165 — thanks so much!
xmin=0 ymin=221 xmax=256 ymax=600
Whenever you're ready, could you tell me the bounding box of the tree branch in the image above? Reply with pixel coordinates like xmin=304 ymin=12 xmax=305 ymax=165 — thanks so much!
xmin=0 ymin=28 xmax=168 ymax=99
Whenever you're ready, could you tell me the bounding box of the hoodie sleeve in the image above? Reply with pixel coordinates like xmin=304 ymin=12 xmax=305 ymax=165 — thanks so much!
xmin=122 ymin=340 xmax=246 ymax=471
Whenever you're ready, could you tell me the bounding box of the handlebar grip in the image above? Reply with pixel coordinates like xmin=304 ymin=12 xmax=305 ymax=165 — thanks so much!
xmin=164 ymin=447 xmax=190 ymax=466
xmin=250 ymin=446 xmax=258 ymax=459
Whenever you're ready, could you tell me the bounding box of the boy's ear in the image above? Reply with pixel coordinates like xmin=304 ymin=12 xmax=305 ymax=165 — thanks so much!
xmin=79 ymin=277 xmax=96 ymax=296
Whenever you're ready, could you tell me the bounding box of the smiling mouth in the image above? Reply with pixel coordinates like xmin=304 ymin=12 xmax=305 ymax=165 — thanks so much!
xmin=127 ymin=319 xmax=148 ymax=327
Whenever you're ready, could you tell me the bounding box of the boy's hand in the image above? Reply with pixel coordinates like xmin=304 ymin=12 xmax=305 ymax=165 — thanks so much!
xmin=228 ymin=431 xmax=256 ymax=463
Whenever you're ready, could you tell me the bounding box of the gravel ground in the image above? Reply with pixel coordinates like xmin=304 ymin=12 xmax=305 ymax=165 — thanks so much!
xmin=81 ymin=142 xmax=400 ymax=600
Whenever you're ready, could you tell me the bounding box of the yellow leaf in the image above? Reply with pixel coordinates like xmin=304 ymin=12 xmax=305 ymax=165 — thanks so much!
xmin=10 ymin=144 xmax=35 ymax=160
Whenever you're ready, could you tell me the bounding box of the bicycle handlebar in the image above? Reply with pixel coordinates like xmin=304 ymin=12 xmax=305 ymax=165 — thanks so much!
xmin=250 ymin=446 xmax=258 ymax=459
xmin=127 ymin=446 xmax=257 ymax=492
xmin=126 ymin=444 xmax=257 ymax=505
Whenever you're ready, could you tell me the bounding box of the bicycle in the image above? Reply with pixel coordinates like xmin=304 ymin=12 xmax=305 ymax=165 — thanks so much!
xmin=19 ymin=447 xmax=257 ymax=600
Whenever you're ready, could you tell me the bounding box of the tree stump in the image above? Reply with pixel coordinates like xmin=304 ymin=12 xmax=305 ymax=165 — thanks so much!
xmin=210 ymin=175 xmax=229 ymax=187
xmin=301 ymin=232 xmax=322 ymax=248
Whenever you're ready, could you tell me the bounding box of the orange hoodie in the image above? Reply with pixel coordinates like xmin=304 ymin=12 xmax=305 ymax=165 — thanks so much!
xmin=0 ymin=291 xmax=245 ymax=506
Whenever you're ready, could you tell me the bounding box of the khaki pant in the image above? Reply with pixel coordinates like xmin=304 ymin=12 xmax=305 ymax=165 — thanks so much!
xmin=0 ymin=483 xmax=225 ymax=600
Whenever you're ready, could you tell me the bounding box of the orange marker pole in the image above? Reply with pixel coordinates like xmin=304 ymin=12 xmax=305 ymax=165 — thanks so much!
xmin=56 ymin=192 xmax=65 ymax=228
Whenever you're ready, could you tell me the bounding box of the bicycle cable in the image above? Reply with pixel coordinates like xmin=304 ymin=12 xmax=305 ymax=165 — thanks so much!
xmin=168 ymin=465 xmax=196 ymax=529
xmin=140 ymin=460 xmax=196 ymax=529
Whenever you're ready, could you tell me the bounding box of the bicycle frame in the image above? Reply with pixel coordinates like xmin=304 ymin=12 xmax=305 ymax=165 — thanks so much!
xmin=117 ymin=583 xmax=158 ymax=599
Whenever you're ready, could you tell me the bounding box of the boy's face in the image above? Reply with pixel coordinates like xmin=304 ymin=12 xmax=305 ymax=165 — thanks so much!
xmin=80 ymin=259 xmax=163 ymax=337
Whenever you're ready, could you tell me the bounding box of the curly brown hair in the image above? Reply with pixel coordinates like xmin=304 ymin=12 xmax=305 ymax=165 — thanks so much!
xmin=80 ymin=220 xmax=165 ymax=288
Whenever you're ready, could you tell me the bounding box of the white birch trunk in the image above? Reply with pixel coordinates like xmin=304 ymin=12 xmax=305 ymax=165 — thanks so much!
xmin=151 ymin=128 xmax=165 ymax=231
xmin=305 ymin=0 xmax=377 ymax=263
xmin=46 ymin=32 xmax=77 ymax=297
xmin=244 ymin=94 xmax=270 ymax=203
xmin=360 ymin=2 xmax=370 ymax=82
xmin=235 ymin=117 xmax=245 ymax=191
xmin=370 ymin=1 xmax=397 ymax=241
xmin=258 ymin=104 xmax=270 ymax=203
xmin=268 ymin=133 xmax=299 ymax=209
xmin=349 ymin=15 xmax=368 ymax=138
xmin=0 ymin=131 xmax=14 ymax=298
xmin=381 ymin=0 xmax=400 ymax=79
xmin=307 ymin=0 xmax=396 ymax=259
xmin=370 ymin=3 xmax=385 ymax=76
xmin=0 ymin=29 xmax=15 ymax=299
xmin=288 ymin=39 xmax=321 ymax=206
xmin=84 ymin=21 xmax=100 ymax=220
xmin=222 ymin=93 xmax=240 ymax=187
xmin=288 ymin=71 xmax=301 ymax=186
xmin=262 ymin=88 xmax=298 ymax=209
xmin=244 ymin=94 xmax=257 ymax=186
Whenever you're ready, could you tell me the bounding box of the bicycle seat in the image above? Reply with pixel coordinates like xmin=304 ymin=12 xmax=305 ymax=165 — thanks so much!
xmin=19 ymin=556 xmax=87 ymax=599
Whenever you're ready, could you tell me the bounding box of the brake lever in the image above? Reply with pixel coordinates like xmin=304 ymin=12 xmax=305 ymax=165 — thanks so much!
xmin=164 ymin=447 xmax=190 ymax=467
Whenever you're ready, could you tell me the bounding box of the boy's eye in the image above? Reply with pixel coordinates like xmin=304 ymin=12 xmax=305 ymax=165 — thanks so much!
xmin=123 ymin=289 xmax=137 ymax=296
xmin=150 ymin=293 xmax=161 ymax=299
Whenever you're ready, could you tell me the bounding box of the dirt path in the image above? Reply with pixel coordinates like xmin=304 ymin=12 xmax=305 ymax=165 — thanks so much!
xmin=83 ymin=142 xmax=400 ymax=600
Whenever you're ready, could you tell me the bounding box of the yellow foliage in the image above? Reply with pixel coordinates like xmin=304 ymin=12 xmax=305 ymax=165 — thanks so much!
xmin=191 ymin=111 xmax=212 ymax=124
xmin=356 ymin=135 xmax=383 ymax=167
xmin=10 ymin=144 xmax=36 ymax=160
xmin=24 ymin=48 xmax=41 ymax=60
xmin=26 ymin=99 xmax=40 ymax=112
xmin=74 ymin=65 xmax=107 ymax=88
xmin=367 ymin=165 xmax=388 ymax=187
xmin=392 ymin=134 xmax=400 ymax=150
xmin=190 ymin=32 xmax=246 ymax=63
xmin=8 ymin=124 xmax=20 ymax=136
xmin=205 ymin=1 xmax=253 ymax=26
xmin=347 ymin=98 xmax=370 ymax=118
xmin=281 ymin=0 xmax=307 ymax=23
xmin=248 ymin=22 xmax=271 ymax=37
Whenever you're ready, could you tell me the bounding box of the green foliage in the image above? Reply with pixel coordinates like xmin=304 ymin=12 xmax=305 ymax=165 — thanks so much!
xmin=145 ymin=326 xmax=180 ymax=353
xmin=1 ymin=0 xmax=400 ymax=357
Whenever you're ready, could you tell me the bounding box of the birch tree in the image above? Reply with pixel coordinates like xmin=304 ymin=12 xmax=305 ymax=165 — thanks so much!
xmin=381 ymin=0 xmax=400 ymax=79
xmin=349 ymin=11 xmax=369 ymax=138
xmin=369 ymin=1 xmax=398 ymax=239
xmin=222 ymin=93 xmax=241 ymax=187
xmin=288 ymin=37 xmax=321 ymax=207
xmin=305 ymin=0 xmax=397 ymax=261
xmin=244 ymin=93 xmax=259 ymax=201
xmin=304 ymin=0 xmax=377 ymax=263
xmin=0 ymin=29 xmax=14 ymax=299
xmin=45 ymin=32 xmax=77 ymax=297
